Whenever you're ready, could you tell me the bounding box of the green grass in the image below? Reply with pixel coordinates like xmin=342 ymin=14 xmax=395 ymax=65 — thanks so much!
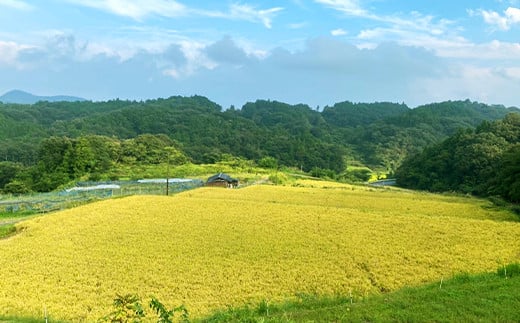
xmin=0 ymin=210 xmax=37 ymax=219
xmin=0 ymin=210 xmax=38 ymax=239
xmin=0 ymin=315 xmax=68 ymax=323
xmin=0 ymin=316 xmax=46 ymax=323
xmin=0 ymin=224 xmax=16 ymax=239
xmin=198 ymin=265 xmax=520 ymax=322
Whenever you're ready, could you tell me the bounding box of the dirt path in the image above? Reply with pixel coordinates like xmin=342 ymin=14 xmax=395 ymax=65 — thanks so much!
xmin=0 ymin=215 xmax=36 ymax=227
xmin=0 ymin=219 xmax=20 ymax=226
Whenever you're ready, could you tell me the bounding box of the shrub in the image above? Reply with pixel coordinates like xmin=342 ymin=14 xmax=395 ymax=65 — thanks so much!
xmin=268 ymin=172 xmax=288 ymax=185
xmin=3 ymin=181 xmax=30 ymax=194
xmin=100 ymin=294 xmax=145 ymax=322
xmin=258 ymin=157 xmax=278 ymax=169
xmin=100 ymin=294 xmax=188 ymax=323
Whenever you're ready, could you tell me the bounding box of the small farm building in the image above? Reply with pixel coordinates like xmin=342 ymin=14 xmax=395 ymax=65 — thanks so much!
xmin=206 ymin=173 xmax=239 ymax=188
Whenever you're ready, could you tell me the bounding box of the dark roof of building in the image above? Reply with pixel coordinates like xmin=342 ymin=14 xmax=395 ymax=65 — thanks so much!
xmin=207 ymin=173 xmax=238 ymax=183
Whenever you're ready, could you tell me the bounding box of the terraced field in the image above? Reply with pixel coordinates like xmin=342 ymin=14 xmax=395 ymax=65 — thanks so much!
xmin=0 ymin=182 xmax=519 ymax=321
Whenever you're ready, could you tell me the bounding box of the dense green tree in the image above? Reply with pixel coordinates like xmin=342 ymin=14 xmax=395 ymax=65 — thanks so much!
xmin=38 ymin=136 xmax=73 ymax=173
xmin=396 ymin=114 xmax=520 ymax=202
xmin=0 ymin=162 xmax=22 ymax=190
xmin=493 ymin=144 xmax=520 ymax=203
xmin=121 ymin=134 xmax=187 ymax=165
xmin=258 ymin=156 xmax=278 ymax=169
xmin=322 ymin=101 xmax=409 ymax=128
xmin=3 ymin=180 xmax=30 ymax=194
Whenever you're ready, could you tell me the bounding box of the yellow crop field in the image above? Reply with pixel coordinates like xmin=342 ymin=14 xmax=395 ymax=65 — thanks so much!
xmin=0 ymin=183 xmax=519 ymax=321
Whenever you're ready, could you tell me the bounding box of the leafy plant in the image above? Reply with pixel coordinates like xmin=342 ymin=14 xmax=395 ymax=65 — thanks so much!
xmin=268 ymin=172 xmax=288 ymax=185
xmin=149 ymin=296 xmax=189 ymax=323
xmin=101 ymin=294 xmax=189 ymax=323
xmin=100 ymin=294 xmax=145 ymax=323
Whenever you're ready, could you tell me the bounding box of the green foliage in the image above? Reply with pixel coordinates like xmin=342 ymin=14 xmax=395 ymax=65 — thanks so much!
xmin=150 ymin=296 xmax=189 ymax=323
xmin=101 ymin=294 xmax=188 ymax=323
xmin=310 ymin=167 xmax=337 ymax=179
xmin=322 ymin=101 xmax=409 ymax=128
xmin=351 ymin=99 xmax=515 ymax=170
xmin=3 ymin=180 xmax=30 ymax=194
xmin=0 ymin=161 xmax=23 ymax=188
xmin=341 ymin=167 xmax=372 ymax=182
xmin=2 ymin=134 xmax=191 ymax=192
xmin=396 ymin=113 xmax=520 ymax=203
xmin=0 ymin=315 xmax=67 ymax=323
xmin=122 ymin=134 xmax=187 ymax=165
xmin=258 ymin=156 xmax=278 ymax=169
xmin=268 ymin=172 xmax=288 ymax=185
xmin=494 ymin=144 xmax=520 ymax=203
xmin=0 ymin=224 xmax=16 ymax=239
xmin=101 ymin=294 xmax=145 ymax=323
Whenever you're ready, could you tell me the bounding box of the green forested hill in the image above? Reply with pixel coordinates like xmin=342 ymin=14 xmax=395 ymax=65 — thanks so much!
xmin=321 ymin=101 xmax=409 ymax=128
xmin=348 ymin=100 xmax=519 ymax=170
xmin=396 ymin=113 xmax=520 ymax=203
xmin=0 ymin=96 xmax=517 ymax=192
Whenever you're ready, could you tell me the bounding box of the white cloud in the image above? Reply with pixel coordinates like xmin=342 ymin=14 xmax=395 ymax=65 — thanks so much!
xmin=413 ymin=64 xmax=520 ymax=107
xmin=0 ymin=40 xmax=32 ymax=65
xmin=177 ymin=40 xmax=215 ymax=74
xmin=65 ymin=0 xmax=187 ymax=20
xmin=331 ymin=28 xmax=347 ymax=36
xmin=473 ymin=40 xmax=520 ymax=60
xmin=479 ymin=7 xmax=520 ymax=30
xmin=288 ymin=22 xmax=308 ymax=29
xmin=194 ymin=4 xmax=283 ymax=29
xmin=316 ymin=0 xmax=455 ymax=53
xmin=314 ymin=0 xmax=366 ymax=16
xmin=356 ymin=27 xmax=464 ymax=57
xmin=481 ymin=9 xmax=510 ymax=30
xmin=0 ymin=0 xmax=33 ymax=10
xmin=227 ymin=3 xmax=283 ymax=29
xmin=1 ymin=13 xmax=519 ymax=108
xmin=356 ymin=25 xmax=520 ymax=63
xmin=315 ymin=0 xmax=451 ymax=34
xmin=506 ymin=7 xmax=520 ymax=23
xmin=65 ymin=1 xmax=283 ymax=28
xmin=504 ymin=67 xmax=520 ymax=79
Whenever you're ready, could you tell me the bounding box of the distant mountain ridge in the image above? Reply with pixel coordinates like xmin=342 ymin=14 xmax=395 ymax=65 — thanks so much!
xmin=0 ymin=90 xmax=86 ymax=104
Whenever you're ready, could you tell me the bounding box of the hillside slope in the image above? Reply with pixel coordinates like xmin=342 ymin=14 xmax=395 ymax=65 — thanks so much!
xmin=0 ymin=96 xmax=516 ymax=172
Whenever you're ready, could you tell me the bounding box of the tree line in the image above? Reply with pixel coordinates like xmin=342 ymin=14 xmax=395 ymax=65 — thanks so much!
xmin=0 ymin=96 xmax=518 ymax=194
xmin=396 ymin=113 xmax=520 ymax=203
xmin=0 ymin=134 xmax=187 ymax=193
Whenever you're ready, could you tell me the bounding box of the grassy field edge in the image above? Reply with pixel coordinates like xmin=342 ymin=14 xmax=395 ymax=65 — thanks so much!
xmin=198 ymin=264 xmax=520 ymax=322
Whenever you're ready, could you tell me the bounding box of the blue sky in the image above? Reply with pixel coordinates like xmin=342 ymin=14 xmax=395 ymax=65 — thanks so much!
xmin=0 ymin=0 xmax=519 ymax=108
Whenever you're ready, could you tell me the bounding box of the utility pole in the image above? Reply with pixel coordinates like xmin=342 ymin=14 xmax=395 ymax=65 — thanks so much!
xmin=165 ymin=147 xmax=175 ymax=196
xmin=166 ymin=151 xmax=170 ymax=196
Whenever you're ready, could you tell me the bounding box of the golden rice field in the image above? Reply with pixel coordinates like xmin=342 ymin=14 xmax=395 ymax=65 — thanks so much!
xmin=0 ymin=182 xmax=519 ymax=321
